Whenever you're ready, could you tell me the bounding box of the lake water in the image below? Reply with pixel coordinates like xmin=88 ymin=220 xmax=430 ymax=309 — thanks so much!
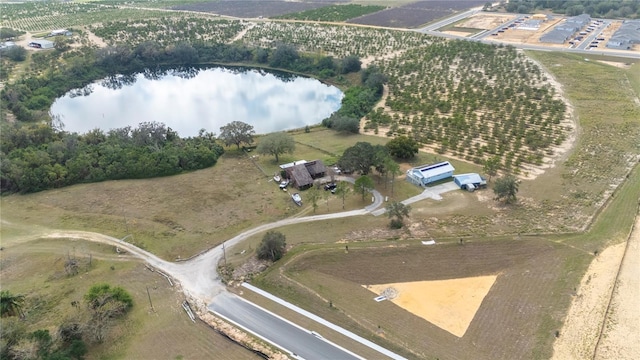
xmin=50 ymin=67 xmax=343 ymax=136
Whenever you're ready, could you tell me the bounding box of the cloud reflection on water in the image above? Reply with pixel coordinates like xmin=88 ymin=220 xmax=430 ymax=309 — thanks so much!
xmin=51 ymin=67 xmax=343 ymax=136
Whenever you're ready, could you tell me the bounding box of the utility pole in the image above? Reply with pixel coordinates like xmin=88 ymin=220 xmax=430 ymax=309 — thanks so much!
xmin=222 ymin=241 xmax=227 ymax=268
xmin=146 ymin=286 xmax=154 ymax=312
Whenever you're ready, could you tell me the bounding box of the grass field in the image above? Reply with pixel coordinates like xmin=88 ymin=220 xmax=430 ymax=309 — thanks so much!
xmin=0 ymin=235 xmax=260 ymax=360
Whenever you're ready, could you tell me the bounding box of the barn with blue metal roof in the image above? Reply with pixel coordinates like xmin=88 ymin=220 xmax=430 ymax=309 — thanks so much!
xmin=453 ymin=173 xmax=487 ymax=192
xmin=406 ymin=161 xmax=455 ymax=187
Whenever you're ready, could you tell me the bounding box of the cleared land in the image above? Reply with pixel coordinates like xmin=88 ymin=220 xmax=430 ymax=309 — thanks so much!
xmin=255 ymin=238 xmax=591 ymax=360
xmin=347 ymin=0 xmax=486 ymax=28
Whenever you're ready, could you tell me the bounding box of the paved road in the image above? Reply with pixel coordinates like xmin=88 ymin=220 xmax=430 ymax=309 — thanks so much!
xmin=210 ymin=293 xmax=363 ymax=360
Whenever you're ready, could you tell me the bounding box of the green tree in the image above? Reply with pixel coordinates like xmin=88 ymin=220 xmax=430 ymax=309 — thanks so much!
xmin=354 ymin=175 xmax=374 ymax=201
xmin=84 ymin=283 xmax=133 ymax=343
xmin=338 ymin=142 xmax=386 ymax=175
xmin=341 ymin=55 xmax=361 ymax=74
xmin=334 ymin=181 xmax=351 ymax=209
xmin=307 ymin=185 xmax=322 ymax=213
xmin=2 ymin=46 xmax=27 ymax=61
xmin=256 ymin=132 xmax=295 ymax=162
xmin=483 ymin=155 xmax=500 ymax=182
xmin=386 ymin=135 xmax=419 ymax=159
xmin=385 ymin=201 xmax=411 ymax=229
xmin=257 ymin=231 xmax=287 ymax=261
xmin=493 ymin=175 xmax=519 ymax=204
xmin=269 ymin=43 xmax=299 ymax=68
xmin=0 ymin=290 xmax=25 ymax=318
xmin=219 ymin=121 xmax=255 ymax=150
xmin=385 ymin=157 xmax=400 ymax=195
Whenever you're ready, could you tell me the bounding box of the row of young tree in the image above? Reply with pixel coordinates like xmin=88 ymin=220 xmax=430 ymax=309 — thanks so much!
xmin=1 ymin=284 xmax=133 ymax=360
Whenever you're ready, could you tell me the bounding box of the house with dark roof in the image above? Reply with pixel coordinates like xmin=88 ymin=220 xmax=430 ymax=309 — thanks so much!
xmin=284 ymin=160 xmax=326 ymax=189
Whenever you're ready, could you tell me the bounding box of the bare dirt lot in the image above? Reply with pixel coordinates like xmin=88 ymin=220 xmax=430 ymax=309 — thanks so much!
xmin=282 ymin=238 xmax=590 ymax=360
xmin=367 ymin=275 xmax=496 ymax=337
xmin=553 ymin=215 xmax=640 ymax=360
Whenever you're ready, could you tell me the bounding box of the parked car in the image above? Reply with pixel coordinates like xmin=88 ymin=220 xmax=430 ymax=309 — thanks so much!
xmin=324 ymin=183 xmax=337 ymax=191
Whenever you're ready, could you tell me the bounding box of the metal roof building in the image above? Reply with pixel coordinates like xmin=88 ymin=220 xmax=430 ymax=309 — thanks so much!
xmin=28 ymin=39 xmax=54 ymax=49
xmin=453 ymin=173 xmax=487 ymax=191
xmin=406 ymin=161 xmax=455 ymax=187
xmin=606 ymin=19 xmax=640 ymax=50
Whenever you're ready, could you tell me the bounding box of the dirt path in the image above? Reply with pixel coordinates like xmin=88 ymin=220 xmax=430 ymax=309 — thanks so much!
xmin=551 ymin=220 xmax=637 ymax=360
xmin=594 ymin=215 xmax=640 ymax=359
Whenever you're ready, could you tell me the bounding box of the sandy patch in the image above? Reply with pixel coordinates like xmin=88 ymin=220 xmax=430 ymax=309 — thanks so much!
xmin=366 ymin=275 xmax=497 ymax=337
xmin=551 ymin=242 xmax=626 ymax=360
xmin=460 ymin=13 xmax=517 ymax=30
xmin=595 ymin=216 xmax=640 ymax=360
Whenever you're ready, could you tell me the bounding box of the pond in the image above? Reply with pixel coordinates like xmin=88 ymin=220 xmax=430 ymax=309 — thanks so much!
xmin=50 ymin=66 xmax=343 ymax=136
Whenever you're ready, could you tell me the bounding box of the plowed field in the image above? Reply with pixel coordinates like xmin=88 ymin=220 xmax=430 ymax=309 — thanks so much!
xmin=280 ymin=238 xmax=591 ymax=360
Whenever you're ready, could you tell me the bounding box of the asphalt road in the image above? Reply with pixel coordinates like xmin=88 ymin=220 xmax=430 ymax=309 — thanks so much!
xmin=210 ymin=293 xmax=363 ymax=360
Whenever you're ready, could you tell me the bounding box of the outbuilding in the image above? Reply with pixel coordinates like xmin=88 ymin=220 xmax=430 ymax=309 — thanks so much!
xmin=406 ymin=161 xmax=455 ymax=187
xmin=453 ymin=173 xmax=487 ymax=192
xmin=28 ymin=39 xmax=54 ymax=49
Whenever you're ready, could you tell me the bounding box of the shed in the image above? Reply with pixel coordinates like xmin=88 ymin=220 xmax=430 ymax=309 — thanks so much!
xmin=453 ymin=173 xmax=487 ymax=191
xmin=49 ymin=29 xmax=71 ymax=37
xmin=406 ymin=161 xmax=455 ymax=187
xmin=28 ymin=39 xmax=54 ymax=49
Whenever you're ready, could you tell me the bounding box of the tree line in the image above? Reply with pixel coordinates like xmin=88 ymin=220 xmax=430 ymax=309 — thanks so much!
xmin=1 ymin=121 xmax=223 ymax=193
xmin=501 ymin=0 xmax=640 ymax=18
xmin=0 ymin=37 xmax=373 ymax=194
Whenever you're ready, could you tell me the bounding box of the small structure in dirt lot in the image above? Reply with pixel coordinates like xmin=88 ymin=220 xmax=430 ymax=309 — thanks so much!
xmin=406 ymin=161 xmax=455 ymax=187
xmin=28 ymin=39 xmax=54 ymax=49
xmin=454 ymin=173 xmax=487 ymax=192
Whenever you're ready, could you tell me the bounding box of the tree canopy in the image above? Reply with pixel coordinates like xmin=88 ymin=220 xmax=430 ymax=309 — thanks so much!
xmin=354 ymin=175 xmax=374 ymax=201
xmin=386 ymin=135 xmax=419 ymax=159
xmin=385 ymin=201 xmax=411 ymax=228
xmin=493 ymin=175 xmax=519 ymax=204
xmin=338 ymin=142 xmax=388 ymax=175
xmin=219 ymin=121 xmax=255 ymax=150
xmin=257 ymin=231 xmax=287 ymax=261
xmin=256 ymin=132 xmax=295 ymax=162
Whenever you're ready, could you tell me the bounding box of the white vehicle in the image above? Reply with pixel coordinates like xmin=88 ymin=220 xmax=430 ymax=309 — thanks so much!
xmin=291 ymin=193 xmax=302 ymax=206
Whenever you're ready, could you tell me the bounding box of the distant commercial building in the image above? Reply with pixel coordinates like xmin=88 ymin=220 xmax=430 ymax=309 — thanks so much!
xmin=406 ymin=161 xmax=455 ymax=187
xmin=606 ymin=19 xmax=640 ymax=50
xmin=28 ymin=39 xmax=54 ymax=49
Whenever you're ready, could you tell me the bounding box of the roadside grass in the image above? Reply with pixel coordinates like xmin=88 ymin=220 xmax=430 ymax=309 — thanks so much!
xmin=0 ymin=238 xmax=259 ymax=360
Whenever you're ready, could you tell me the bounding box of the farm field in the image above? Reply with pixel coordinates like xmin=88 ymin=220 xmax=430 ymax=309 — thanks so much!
xmin=1 ymin=1 xmax=640 ymax=359
xmin=253 ymin=237 xmax=591 ymax=360
xmin=171 ymin=0 xmax=340 ymax=19
xmin=272 ymin=4 xmax=386 ymax=22
xmin=347 ymin=0 xmax=486 ymax=28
